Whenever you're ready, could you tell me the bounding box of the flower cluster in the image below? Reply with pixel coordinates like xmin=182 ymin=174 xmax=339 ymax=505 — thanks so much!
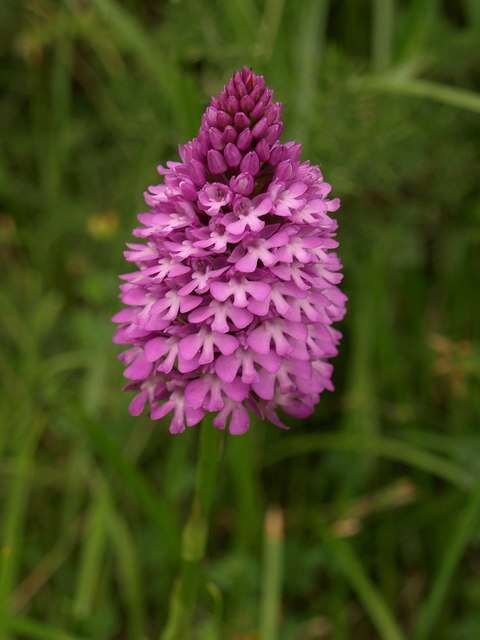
xmin=113 ymin=67 xmax=346 ymax=434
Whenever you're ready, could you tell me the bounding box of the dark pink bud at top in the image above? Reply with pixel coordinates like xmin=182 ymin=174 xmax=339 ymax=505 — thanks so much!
xmin=250 ymin=100 xmax=266 ymax=120
xmin=249 ymin=81 xmax=265 ymax=103
xmin=197 ymin=131 xmax=209 ymax=155
xmin=217 ymin=110 xmax=232 ymax=129
xmin=265 ymin=123 xmax=283 ymax=145
xmin=225 ymin=95 xmax=239 ymax=114
xmin=207 ymin=149 xmax=227 ymax=174
xmin=252 ymin=116 xmax=268 ymax=139
xmin=237 ymin=128 xmax=252 ymax=151
xmin=251 ymin=90 xmax=271 ymax=119
xmin=226 ymin=78 xmax=236 ymax=95
xmin=266 ymin=103 xmax=281 ymax=124
xmin=206 ymin=106 xmax=218 ymax=126
xmin=234 ymin=72 xmax=247 ymax=96
xmin=269 ymin=145 xmax=284 ymax=166
xmin=240 ymin=95 xmax=254 ymax=113
xmin=234 ymin=112 xmax=250 ymax=129
xmin=223 ymin=125 xmax=237 ymax=144
xmin=256 ymin=139 xmax=270 ymax=162
xmin=240 ymin=151 xmax=260 ymax=175
xmin=224 ymin=143 xmax=242 ymax=167
xmin=209 ymin=127 xmax=224 ymax=150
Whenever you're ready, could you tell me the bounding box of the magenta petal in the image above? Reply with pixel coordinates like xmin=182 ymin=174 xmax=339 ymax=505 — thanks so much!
xmin=144 ymin=337 xmax=168 ymax=361
xmin=228 ymin=306 xmax=253 ymax=329
xmin=112 ymin=309 xmax=136 ymax=323
xmin=254 ymin=196 xmax=272 ymax=216
xmin=185 ymin=406 xmax=205 ymax=427
xmin=215 ymin=355 xmax=240 ymax=383
xmin=247 ymin=326 xmax=270 ymax=354
xmin=178 ymin=333 xmax=203 ymax=360
xmin=179 ymin=295 xmax=203 ymax=313
xmin=256 ymin=351 xmax=281 ymax=373
xmin=177 ymin=280 xmax=198 ymax=296
xmin=227 ymin=219 xmax=247 ymax=236
xmin=213 ymin=332 xmax=239 ymax=355
xmin=290 ymin=181 xmax=308 ymax=197
xmin=210 ymin=282 xmax=231 ymax=302
xmin=247 ymin=281 xmax=271 ymax=300
xmin=248 ymin=298 xmax=270 ymax=316
xmin=188 ymin=306 xmax=212 ymax=323
xmin=128 ymin=391 xmax=147 ymax=416
xmin=124 ymin=352 xmax=152 ymax=380
xmin=185 ymin=379 xmax=210 ymax=409
xmin=235 ymin=251 xmax=258 ymax=273
xmin=229 ymin=405 xmax=249 ymax=435
xmin=178 ymin=353 xmax=200 ymax=373
xmin=223 ymin=378 xmax=249 ymax=402
xmin=121 ymin=288 xmax=148 ymax=305
xmin=151 ymin=400 xmax=173 ymax=420
xmin=252 ymin=370 xmax=275 ymax=400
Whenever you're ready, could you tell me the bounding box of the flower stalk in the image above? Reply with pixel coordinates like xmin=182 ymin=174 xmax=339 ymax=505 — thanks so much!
xmin=161 ymin=421 xmax=224 ymax=640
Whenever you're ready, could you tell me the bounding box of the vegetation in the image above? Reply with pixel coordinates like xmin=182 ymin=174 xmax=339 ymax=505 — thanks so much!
xmin=1 ymin=1 xmax=479 ymax=638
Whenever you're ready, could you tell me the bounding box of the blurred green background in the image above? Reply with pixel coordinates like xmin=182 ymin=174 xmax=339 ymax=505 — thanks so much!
xmin=1 ymin=1 xmax=480 ymax=639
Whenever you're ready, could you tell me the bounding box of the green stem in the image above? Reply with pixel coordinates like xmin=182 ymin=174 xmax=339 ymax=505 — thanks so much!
xmin=372 ymin=0 xmax=395 ymax=72
xmin=160 ymin=421 xmax=223 ymax=640
xmin=260 ymin=509 xmax=284 ymax=640
xmin=0 ymin=420 xmax=42 ymax=640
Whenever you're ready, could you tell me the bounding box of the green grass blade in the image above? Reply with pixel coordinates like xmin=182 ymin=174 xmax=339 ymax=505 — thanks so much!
xmin=0 ymin=420 xmax=43 ymax=640
xmin=465 ymin=0 xmax=480 ymax=31
xmin=200 ymin=582 xmax=223 ymax=640
xmin=72 ymin=484 xmax=109 ymax=620
xmin=397 ymin=0 xmax=440 ymax=61
xmin=362 ymin=77 xmax=480 ymax=114
xmin=372 ymin=0 xmax=395 ymax=72
xmin=87 ymin=0 xmax=197 ymax=137
xmin=71 ymin=411 xmax=178 ymax=558
xmin=254 ymin=0 xmax=286 ymax=63
xmin=12 ymin=518 xmax=80 ymax=613
xmin=265 ymin=433 xmax=474 ymax=489
xmin=292 ymin=0 xmax=330 ymax=142
xmin=413 ymin=482 xmax=480 ymax=640
xmin=227 ymin=427 xmax=262 ymax=550
xmin=107 ymin=498 xmax=145 ymax=640
xmin=5 ymin=615 xmax=86 ymax=640
xmin=218 ymin=0 xmax=258 ymax=46
xmin=324 ymin=534 xmax=406 ymax=640
xmin=259 ymin=509 xmax=284 ymax=640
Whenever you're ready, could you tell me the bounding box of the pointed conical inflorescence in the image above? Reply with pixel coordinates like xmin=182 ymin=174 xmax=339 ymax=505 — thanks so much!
xmin=113 ymin=67 xmax=346 ymax=434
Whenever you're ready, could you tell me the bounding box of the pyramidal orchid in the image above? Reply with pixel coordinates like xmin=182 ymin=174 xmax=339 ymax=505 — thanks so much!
xmin=113 ymin=67 xmax=346 ymax=435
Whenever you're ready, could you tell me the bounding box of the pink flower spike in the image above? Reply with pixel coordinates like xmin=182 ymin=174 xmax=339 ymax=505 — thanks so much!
xmin=114 ymin=67 xmax=346 ymax=434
